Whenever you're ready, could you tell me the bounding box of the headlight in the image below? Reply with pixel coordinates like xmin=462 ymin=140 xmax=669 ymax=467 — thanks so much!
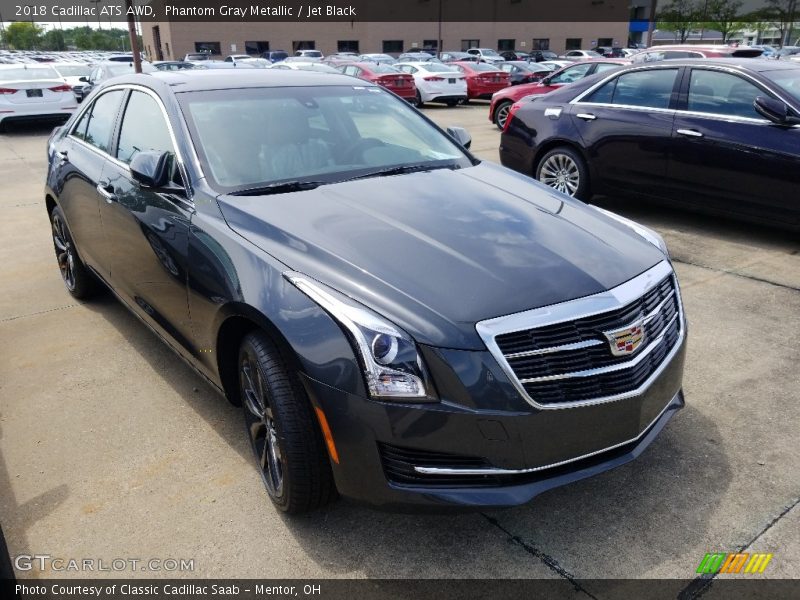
xmin=592 ymin=206 xmax=670 ymax=257
xmin=286 ymin=273 xmax=435 ymax=401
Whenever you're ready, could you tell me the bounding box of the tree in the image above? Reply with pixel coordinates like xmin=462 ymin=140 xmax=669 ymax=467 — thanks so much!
xmin=2 ymin=21 xmax=43 ymax=50
xmin=700 ymin=0 xmax=746 ymax=43
xmin=764 ymin=0 xmax=798 ymax=46
xmin=42 ymin=29 xmax=67 ymax=51
xmin=657 ymin=0 xmax=702 ymax=43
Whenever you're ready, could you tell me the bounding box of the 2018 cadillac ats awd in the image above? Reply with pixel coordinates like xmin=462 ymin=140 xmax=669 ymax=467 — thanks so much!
xmin=45 ymin=70 xmax=686 ymax=513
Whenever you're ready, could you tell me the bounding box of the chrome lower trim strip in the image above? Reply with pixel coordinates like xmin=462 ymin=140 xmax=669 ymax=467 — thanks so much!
xmin=519 ymin=312 xmax=679 ymax=384
xmin=414 ymin=391 xmax=681 ymax=476
xmin=476 ymin=261 xmax=685 ymax=410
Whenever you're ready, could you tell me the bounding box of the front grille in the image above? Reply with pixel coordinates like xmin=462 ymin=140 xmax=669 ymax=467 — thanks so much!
xmin=494 ymin=274 xmax=681 ymax=406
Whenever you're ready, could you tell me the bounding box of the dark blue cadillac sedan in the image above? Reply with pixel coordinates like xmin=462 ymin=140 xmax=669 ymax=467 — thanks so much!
xmin=45 ymin=69 xmax=686 ymax=513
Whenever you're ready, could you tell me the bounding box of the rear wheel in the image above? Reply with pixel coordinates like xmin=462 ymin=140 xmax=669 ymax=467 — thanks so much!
xmin=535 ymin=147 xmax=590 ymax=200
xmin=494 ymin=100 xmax=513 ymax=130
xmin=50 ymin=205 xmax=99 ymax=299
xmin=239 ymin=331 xmax=336 ymax=514
xmin=414 ymin=90 xmax=424 ymax=108
xmin=446 ymin=99 xmax=459 ymax=107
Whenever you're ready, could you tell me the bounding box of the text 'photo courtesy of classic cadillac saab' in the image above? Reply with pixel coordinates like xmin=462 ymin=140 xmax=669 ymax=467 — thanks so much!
xmin=45 ymin=68 xmax=686 ymax=513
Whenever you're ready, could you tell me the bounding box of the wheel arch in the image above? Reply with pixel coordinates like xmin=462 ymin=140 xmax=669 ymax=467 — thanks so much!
xmin=215 ymin=305 xmax=304 ymax=407
xmin=532 ymin=139 xmax=593 ymax=181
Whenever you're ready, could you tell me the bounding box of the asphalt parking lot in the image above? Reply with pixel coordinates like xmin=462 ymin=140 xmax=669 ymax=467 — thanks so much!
xmin=1 ymin=101 xmax=798 ymax=589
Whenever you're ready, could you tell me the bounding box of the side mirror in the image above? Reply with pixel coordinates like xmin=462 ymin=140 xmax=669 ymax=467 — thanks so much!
xmin=130 ymin=150 xmax=172 ymax=188
xmin=446 ymin=126 xmax=472 ymax=149
xmin=79 ymin=76 xmax=89 ymax=82
xmin=754 ymin=96 xmax=800 ymax=125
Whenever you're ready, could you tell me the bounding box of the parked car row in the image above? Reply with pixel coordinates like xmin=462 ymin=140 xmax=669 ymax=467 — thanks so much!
xmin=499 ymin=58 xmax=800 ymax=229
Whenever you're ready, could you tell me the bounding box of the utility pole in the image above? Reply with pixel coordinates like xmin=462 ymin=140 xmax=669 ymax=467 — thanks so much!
xmin=126 ymin=0 xmax=142 ymax=73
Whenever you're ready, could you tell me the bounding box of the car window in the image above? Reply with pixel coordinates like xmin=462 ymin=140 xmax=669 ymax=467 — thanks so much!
xmin=550 ymin=63 xmax=592 ymax=84
xmin=116 ymin=91 xmax=175 ymax=164
xmin=70 ymin=105 xmax=92 ymax=141
xmin=687 ymin=69 xmax=764 ymax=119
xmin=81 ymin=89 xmax=125 ymax=153
xmin=584 ymin=68 xmax=678 ymax=109
xmin=594 ymin=63 xmax=621 ymax=74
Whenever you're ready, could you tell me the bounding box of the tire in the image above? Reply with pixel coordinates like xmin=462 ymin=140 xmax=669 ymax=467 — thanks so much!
xmin=494 ymin=100 xmax=513 ymax=130
xmin=414 ymin=90 xmax=424 ymax=108
xmin=50 ymin=205 xmax=100 ymax=299
xmin=446 ymin=99 xmax=459 ymax=107
xmin=535 ymin=146 xmax=591 ymax=200
xmin=239 ymin=331 xmax=337 ymax=514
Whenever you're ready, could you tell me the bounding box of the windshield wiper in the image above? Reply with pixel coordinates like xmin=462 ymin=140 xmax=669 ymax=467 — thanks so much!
xmin=228 ymin=180 xmax=326 ymax=196
xmin=342 ymin=163 xmax=460 ymax=183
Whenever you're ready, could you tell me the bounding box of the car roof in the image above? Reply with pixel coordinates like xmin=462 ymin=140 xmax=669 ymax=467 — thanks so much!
xmin=0 ymin=63 xmax=58 ymax=70
xmin=640 ymin=57 xmax=799 ymax=72
xmin=109 ymin=69 xmax=374 ymax=92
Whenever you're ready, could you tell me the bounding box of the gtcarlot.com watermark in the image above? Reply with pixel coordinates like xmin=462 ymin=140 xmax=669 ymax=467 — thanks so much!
xmin=14 ymin=554 xmax=195 ymax=573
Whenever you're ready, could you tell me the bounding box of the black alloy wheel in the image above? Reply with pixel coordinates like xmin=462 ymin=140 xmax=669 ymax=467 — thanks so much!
xmin=239 ymin=331 xmax=336 ymax=513
xmin=50 ymin=205 xmax=99 ymax=299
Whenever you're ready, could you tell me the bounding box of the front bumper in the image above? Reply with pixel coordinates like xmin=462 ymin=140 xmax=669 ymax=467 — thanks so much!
xmin=299 ymin=335 xmax=686 ymax=509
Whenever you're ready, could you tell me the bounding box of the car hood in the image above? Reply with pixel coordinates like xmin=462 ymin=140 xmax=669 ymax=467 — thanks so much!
xmin=217 ymin=162 xmax=666 ymax=349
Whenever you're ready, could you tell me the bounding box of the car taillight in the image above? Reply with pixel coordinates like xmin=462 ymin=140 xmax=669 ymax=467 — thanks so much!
xmin=424 ymin=76 xmax=445 ymax=81
xmin=0 ymin=88 xmax=17 ymax=95
xmin=503 ymin=101 xmax=523 ymax=132
xmin=49 ymin=84 xmax=73 ymax=92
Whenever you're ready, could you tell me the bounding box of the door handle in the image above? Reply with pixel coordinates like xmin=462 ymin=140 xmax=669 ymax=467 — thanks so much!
xmin=576 ymin=113 xmax=597 ymax=121
xmin=96 ymin=181 xmax=117 ymax=203
xmin=56 ymin=150 xmax=68 ymax=164
xmin=677 ymin=128 xmax=704 ymax=138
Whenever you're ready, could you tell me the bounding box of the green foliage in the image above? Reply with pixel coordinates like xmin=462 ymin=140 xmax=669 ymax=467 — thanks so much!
xmin=699 ymin=0 xmax=747 ymax=43
xmin=1 ymin=24 xmax=141 ymax=52
xmin=2 ymin=22 xmax=44 ymax=50
xmin=656 ymin=0 xmax=702 ymax=43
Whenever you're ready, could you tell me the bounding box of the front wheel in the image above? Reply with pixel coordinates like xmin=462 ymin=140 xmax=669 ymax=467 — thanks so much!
xmin=535 ymin=147 xmax=590 ymax=200
xmin=239 ymin=331 xmax=336 ymax=514
xmin=494 ymin=100 xmax=513 ymax=130
xmin=445 ymin=99 xmax=459 ymax=107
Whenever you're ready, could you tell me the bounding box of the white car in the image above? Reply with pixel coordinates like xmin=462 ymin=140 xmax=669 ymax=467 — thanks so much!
xmin=268 ymin=61 xmax=340 ymax=73
xmin=538 ymin=60 xmax=574 ymax=71
xmin=224 ymin=54 xmax=254 ymax=63
xmin=395 ymin=62 xmax=466 ymax=107
xmin=465 ymin=48 xmax=505 ymax=64
xmin=50 ymin=62 xmax=93 ymax=102
xmin=559 ymin=50 xmax=603 ymax=60
xmin=295 ymin=49 xmax=324 ymax=59
xmin=0 ymin=64 xmax=76 ymax=130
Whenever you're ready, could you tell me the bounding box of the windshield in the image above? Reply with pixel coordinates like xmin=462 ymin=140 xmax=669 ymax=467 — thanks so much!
xmin=107 ymin=63 xmax=156 ymax=76
xmin=480 ymin=49 xmax=500 ymax=56
xmin=420 ymin=63 xmax=459 ymax=73
xmin=178 ymin=85 xmax=472 ymax=192
xmin=371 ymin=64 xmax=401 ymax=73
xmin=472 ymin=63 xmax=501 ymax=72
xmin=54 ymin=65 xmax=92 ymax=77
xmin=762 ymin=69 xmax=800 ymax=103
xmin=0 ymin=67 xmax=60 ymax=81
xmin=585 ymin=51 xmax=603 ymax=57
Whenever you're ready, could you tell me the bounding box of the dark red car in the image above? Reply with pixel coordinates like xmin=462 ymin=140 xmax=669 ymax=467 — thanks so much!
xmin=338 ymin=62 xmax=417 ymax=100
xmin=489 ymin=59 xmax=627 ymax=129
xmin=449 ymin=61 xmax=510 ymax=101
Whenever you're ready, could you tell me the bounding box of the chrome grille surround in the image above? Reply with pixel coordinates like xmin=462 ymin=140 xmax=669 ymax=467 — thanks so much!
xmin=476 ymin=261 xmax=685 ymax=410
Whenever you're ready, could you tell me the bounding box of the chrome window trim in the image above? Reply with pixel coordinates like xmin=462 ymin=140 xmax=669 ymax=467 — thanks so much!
xmin=569 ymin=64 xmax=681 ymax=105
xmin=67 ymin=83 xmax=195 ymax=201
xmin=570 ymin=63 xmax=800 ymax=123
xmin=476 ymin=260 xmax=685 ymax=410
xmin=414 ymin=390 xmax=681 ymax=476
